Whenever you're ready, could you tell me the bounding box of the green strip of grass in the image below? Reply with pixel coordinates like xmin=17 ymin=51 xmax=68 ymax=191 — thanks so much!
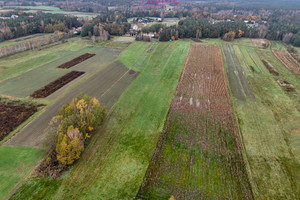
xmin=11 ymin=41 xmax=191 ymax=199
xmin=0 ymin=146 xmax=45 ymax=200
xmin=119 ymin=41 xmax=158 ymax=72
xmin=230 ymin=46 xmax=300 ymax=199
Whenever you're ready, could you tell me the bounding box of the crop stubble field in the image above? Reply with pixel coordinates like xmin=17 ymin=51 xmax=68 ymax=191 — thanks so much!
xmin=137 ymin=44 xmax=253 ymax=199
xmin=272 ymin=50 xmax=300 ymax=75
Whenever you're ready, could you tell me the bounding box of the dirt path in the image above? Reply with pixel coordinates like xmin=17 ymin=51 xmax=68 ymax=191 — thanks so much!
xmin=4 ymin=61 xmax=137 ymax=149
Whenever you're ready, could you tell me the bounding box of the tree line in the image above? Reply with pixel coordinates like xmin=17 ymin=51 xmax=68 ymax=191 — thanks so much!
xmin=0 ymin=12 xmax=81 ymax=41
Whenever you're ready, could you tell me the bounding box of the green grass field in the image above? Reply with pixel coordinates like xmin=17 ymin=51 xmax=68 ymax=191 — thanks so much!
xmin=4 ymin=38 xmax=300 ymax=199
xmin=0 ymin=38 xmax=90 ymax=82
xmin=0 ymin=46 xmax=116 ymax=98
xmin=0 ymin=34 xmax=51 ymax=48
xmin=5 ymin=6 xmax=97 ymax=17
xmin=11 ymin=40 xmax=191 ymax=199
xmin=219 ymin=39 xmax=300 ymax=199
xmin=119 ymin=41 xmax=158 ymax=72
xmin=0 ymin=146 xmax=45 ymax=200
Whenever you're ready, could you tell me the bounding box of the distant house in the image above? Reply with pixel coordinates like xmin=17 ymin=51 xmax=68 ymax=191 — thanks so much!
xmin=244 ymin=20 xmax=249 ymax=23
xmin=143 ymin=32 xmax=155 ymax=38
xmin=132 ymin=24 xmax=139 ymax=31
xmin=28 ymin=15 xmax=34 ymax=18
xmin=11 ymin=15 xmax=18 ymax=19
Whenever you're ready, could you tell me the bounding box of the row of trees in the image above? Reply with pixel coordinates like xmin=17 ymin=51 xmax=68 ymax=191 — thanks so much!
xmin=140 ymin=17 xmax=300 ymax=47
xmin=81 ymin=22 xmax=130 ymax=37
xmin=37 ymin=94 xmax=107 ymax=177
xmin=0 ymin=12 xmax=81 ymax=41
xmin=143 ymin=18 xmax=257 ymax=41
xmin=0 ymin=31 xmax=69 ymax=58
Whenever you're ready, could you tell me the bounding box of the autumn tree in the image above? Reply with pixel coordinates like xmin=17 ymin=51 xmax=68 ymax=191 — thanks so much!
xmin=223 ymin=31 xmax=236 ymax=41
xmin=52 ymin=94 xmax=107 ymax=166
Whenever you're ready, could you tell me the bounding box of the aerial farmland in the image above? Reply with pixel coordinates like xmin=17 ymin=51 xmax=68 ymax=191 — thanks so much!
xmin=0 ymin=2 xmax=300 ymax=198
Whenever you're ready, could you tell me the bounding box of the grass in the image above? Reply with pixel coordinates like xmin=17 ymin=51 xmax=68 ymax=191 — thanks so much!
xmin=119 ymin=41 xmax=158 ymax=72
xmin=238 ymin=45 xmax=261 ymax=72
xmin=0 ymin=46 xmax=114 ymax=98
xmin=0 ymin=146 xmax=45 ymax=200
xmin=270 ymin=40 xmax=287 ymax=51
xmin=0 ymin=38 xmax=89 ymax=82
xmin=0 ymin=34 xmax=51 ymax=48
xmin=11 ymin=40 xmax=191 ymax=199
xmin=5 ymin=6 xmax=97 ymax=17
xmin=219 ymin=39 xmax=300 ymax=199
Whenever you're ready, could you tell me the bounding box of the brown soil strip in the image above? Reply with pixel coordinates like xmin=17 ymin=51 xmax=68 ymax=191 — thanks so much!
xmin=57 ymin=53 xmax=95 ymax=69
xmin=30 ymin=71 xmax=85 ymax=98
xmin=262 ymin=60 xmax=279 ymax=76
xmin=0 ymin=99 xmax=39 ymax=141
xmin=273 ymin=50 xmax=300 ymax=75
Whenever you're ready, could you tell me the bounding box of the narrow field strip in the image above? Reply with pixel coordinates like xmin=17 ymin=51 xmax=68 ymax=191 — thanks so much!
xmin=30 ymin=71 xmax=85 ymax=98
xmin=57 ymin=53 xmax=96 ymax=69
xmin=137 ymin=44 xmax=253 ymax=199
xmin=273 ymin=50 xmax=300 ymax=75
xmin=222 ymin=44 xmax=246 ymax=101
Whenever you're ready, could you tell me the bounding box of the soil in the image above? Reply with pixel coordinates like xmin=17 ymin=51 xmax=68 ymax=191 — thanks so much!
xmin=251 ymin=39 xmax=269 ymax=49
xmin=277 ymin=80 xmax=295 ymax=92
xmin=57 ymin=53 xmax=96 ymax=69
xmin=262 ymin=60 xmax=279 ymax=76
xmin=30 ymin=71 xmax=85 ymax=98
xmin=273 ymin=50 xmax=300 ymax=75
xmin=0 ymin=100 xmax=40 ymax=141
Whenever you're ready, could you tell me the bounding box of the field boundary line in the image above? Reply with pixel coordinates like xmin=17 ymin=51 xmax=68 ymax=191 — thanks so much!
xmin=99 ymin=70 xmax=130 ymax=99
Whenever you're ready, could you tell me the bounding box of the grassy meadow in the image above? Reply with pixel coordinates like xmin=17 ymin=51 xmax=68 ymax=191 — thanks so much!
xmin=0 ymin=38 xmax=90 ymax=82
xmin=4 ymin=6 xmax=97 ymax=17
xmin=11 ymin=40 xmax=191 ymax=199
xmin=0 ymin=146 xmax=45 ymax=200
xmin=219 ymin=39 xmax=300 ymax=199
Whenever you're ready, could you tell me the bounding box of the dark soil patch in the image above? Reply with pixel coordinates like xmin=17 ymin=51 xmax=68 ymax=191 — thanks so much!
xmin=191 ymin=38 xmax=202 ymax=42
xmin=0 ymin=100 xmax=40 ymax=141
xmin=57 ymin=53 xmax=95 ymax=69
xmin=262 ymin=60 xmax=279 ymax=76
xmin=277 ymin=80 xmax=295 ymax=92
xmin=30 ymin=71 xmax=85 ymax=98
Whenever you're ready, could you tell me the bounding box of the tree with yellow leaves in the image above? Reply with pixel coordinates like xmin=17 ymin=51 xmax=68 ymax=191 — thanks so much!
xmin=237 ymin=29 xmax=244 ymax=38
xmin=56 ymin=127 xmax=84 ymax=165
xmin=52 ymin=94 xmax=107 ymax=166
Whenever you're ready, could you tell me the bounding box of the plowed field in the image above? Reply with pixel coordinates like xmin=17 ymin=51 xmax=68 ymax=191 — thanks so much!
xmin=57 ymin=53 xmax=95 ymax=69
xmin=0 ymin=99 xmax=41 ymax=141
xmin=30 ymin=71 xmax=84 ymax=98
xmin=273 ymin=50 xmax=300 ymax=75
xmin=137 ymin=44 xmax=253 ymax=199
